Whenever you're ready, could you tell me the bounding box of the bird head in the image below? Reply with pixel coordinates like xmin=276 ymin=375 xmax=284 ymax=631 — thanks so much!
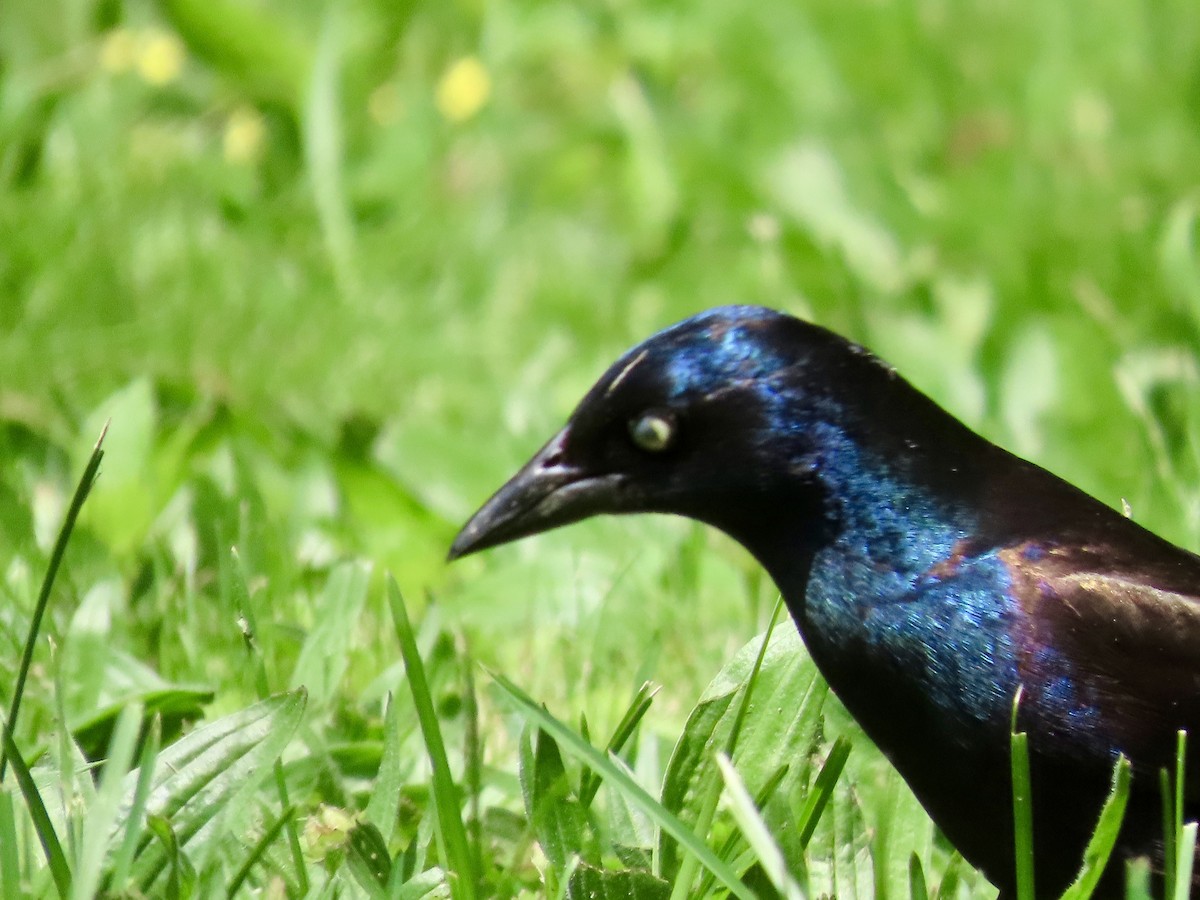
xmin=447 ymin=305 xmax=894 ymax=563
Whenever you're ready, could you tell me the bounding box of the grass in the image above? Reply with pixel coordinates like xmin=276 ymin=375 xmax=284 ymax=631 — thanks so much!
xmin=2 ymin=0 xmax=1200 ymax=896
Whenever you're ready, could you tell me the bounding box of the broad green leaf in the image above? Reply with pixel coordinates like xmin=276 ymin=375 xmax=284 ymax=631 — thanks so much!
xmin=566 ymin=862 xmax=671 ymax=900
xmin=519 ymin=727 xmax=589 ymax=872
xmin=156 ymin=0 xmax=312 ymax=111
xmin=606 ymin=752 xmax=656 ymax=871
xmin=364 ymin=693 xmax=413 ymax=842
xmin=347 ymin=819 xmax=392 ymax=899
xmin=145 ymin=814 xmax=197 ymax=899
xmin=812 ymin=778 xmax=874 ymax=900
xmin=392 ymin=866 xmax=452 ymax=900
xmin=659 ymin=626 xmax=827 ymax=879
xmin=124 ymin=690 xmax=307 ymax=890
xmin=489 ymin=671 xmax=755 ymax=900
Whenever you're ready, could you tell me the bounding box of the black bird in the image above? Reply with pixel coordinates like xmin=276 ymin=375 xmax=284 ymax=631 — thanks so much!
xmin=449 ymin=305 xmax=1200 ymax=898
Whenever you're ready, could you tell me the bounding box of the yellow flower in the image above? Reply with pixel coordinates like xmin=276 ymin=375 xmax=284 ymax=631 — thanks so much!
xmin=136 ymin=29 xmax=185 ymax=86
xmin=435 ymin=56 xmax=491 ymax=123
xmin=100 ymin=29 xmax=137 ymax=74
xmin=223 ymin=106 xmax=266 ymax=164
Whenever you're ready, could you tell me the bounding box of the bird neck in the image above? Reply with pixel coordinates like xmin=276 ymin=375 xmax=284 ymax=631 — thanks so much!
xmin=731 ymin=413 xmax=985 ymax=600
xmin=817 ymin=428 xmax=977 ymax=580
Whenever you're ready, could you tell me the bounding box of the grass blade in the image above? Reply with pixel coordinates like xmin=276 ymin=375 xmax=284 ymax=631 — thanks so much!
xmin=1174 ymin=823 xmax=1197 ymax=900
xmin=1174 ymin=731 xmax=1191 ymax=900
xmin=225 ymin=803 xmax=296 ymax=895
xmin=0 ymin=790 xmax=19 ymax=898
xmin=488 ymin=669 xmax=755 ymax=900
xmin=364 ymin=692 xmax=407 ymax=842
xmin=693 ymin=762 xmax=793 ymax=898
xmin=1 ymin=426 xmax=105 ymax=783
xmin=1010 ymin=688 xmax=1035 ymax=900
xmin=1125 ymin=857 xmax=1153 ymax=900
xmin=232 ymin=546 xmax=308 ymax=894
xmin=1162 ymin=767 xmax=1177 ymax=894
xmin=107 ymin=716 xmax=161 ymax=893
xmin=387 ymin=576 xmax=477 ymax=900
xmin=672 ymin=596 xmax=788 ymax=900
xmin=796 ymin=735 xmax=852 ymax=849
xmin=1060 ymin=755 xmax=1131 ymax=900
xmin=72 ymin=702 xmax=144 ymax=900
xmin=909 ymin=852 xmax=929 ymax=900
xmin=579 ymin=681 xmax=659 ymax=809
xmin=715 ymin=753 xmax=804 ymax=899
xmin=0 ymin=718 xmax=71 ymax=897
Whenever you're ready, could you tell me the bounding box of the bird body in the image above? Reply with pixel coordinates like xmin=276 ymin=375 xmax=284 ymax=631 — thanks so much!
xmin=450 ymin=306 xmax=1200 ymax=897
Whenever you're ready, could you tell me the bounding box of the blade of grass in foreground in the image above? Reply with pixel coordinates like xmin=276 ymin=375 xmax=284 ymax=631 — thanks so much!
xmin=72 ymin=702 xmax=144 ymax=900
xmin=1172 ymin=731 xmax=1193 ymax=900
xmin=578 ymin=681 xmax=659 ymax=810
xmin=1011 ymin=688 xmax=1035 ymax=900
xmin=1059 ymin=755 xmax=1130 ymax=900
xmin=672 ymin=596 xmax=788 ymax=900
xmin=0 ymin=718 xmax=71 ymax=897
xmin=716 ymin=753 xmax=805 ymax=899
xmin=796 ymin=734 xmax=852 ymax=850
xmin=107 ymin=717 xmax=161 ymax=893
xmin=231 ymin=547 xmax=309 ymax=895
xmin=225 ymin=803 xmax=297 ymax=896
xmin=387 ymin=577 xmax=478 ymax=900
xmin=1125 ymin=857 xmax=1153 ymax=900
xmin=488 ymin=669 xmax=755 ymax=900
xmin=1 ymin=425 xmax=106 ymax=783
xmin=1174 ymin=824 xmax=1197 ymax=900
xmin=0 ymin=791 xmax=19 ymax=897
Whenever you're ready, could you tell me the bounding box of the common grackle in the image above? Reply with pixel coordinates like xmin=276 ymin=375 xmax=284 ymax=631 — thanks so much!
xmin=450 ymin=305 xmax=1200 ymax=898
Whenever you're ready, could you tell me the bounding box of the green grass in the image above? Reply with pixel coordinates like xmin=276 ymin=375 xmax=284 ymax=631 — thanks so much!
xmin=2 ymin=0 xmax=1200 ymax=896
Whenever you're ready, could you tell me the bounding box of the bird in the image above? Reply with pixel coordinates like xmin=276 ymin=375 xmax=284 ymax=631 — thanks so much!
xmin=448 ymin=305 xmax=1200 ymax=898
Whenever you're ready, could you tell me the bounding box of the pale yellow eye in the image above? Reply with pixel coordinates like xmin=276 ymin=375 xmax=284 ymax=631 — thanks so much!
xmin=629 ymin=412 xmax=674 ymax=452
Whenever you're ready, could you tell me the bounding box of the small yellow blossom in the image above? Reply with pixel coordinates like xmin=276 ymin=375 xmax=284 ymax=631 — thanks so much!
xmin=100 ymin=29 xmax=138 ymax=74
xmin=223 ymin=106 xmax=267 ymax=165
xmin=136 ymin=29 xmax=185 ymax=86
xmin=435 ymin=56 xmax=491 ymax=123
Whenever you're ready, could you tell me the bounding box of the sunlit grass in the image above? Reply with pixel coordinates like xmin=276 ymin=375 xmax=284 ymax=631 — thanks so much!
xmin=2 ymin=0 xmax=1199 ymax=895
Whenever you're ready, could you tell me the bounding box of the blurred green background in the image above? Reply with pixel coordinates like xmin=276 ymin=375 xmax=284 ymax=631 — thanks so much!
xmin=3 ymin=0 xmax=1200 ymax=895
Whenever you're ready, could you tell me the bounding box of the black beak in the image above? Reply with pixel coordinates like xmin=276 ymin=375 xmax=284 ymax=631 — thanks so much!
xmin=448 ymin=428 xmax=624 ymax=560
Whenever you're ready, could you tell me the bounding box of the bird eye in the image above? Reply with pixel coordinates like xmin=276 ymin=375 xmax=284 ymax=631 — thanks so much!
xmin=629 ymin=411 xmax=675 ymax=453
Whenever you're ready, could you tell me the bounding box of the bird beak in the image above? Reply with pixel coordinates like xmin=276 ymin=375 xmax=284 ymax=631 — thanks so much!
xmin=448 ymin=427 xmax=623 ymax=560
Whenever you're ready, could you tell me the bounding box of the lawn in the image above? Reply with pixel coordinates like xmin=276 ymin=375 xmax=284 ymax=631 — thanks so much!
xmin=2 ymin=0 xmax=1199 ymax=896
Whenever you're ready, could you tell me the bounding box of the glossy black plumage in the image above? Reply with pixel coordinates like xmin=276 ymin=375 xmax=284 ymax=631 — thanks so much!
xmin=450 ymin=305 xmax=1200 ymax=897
